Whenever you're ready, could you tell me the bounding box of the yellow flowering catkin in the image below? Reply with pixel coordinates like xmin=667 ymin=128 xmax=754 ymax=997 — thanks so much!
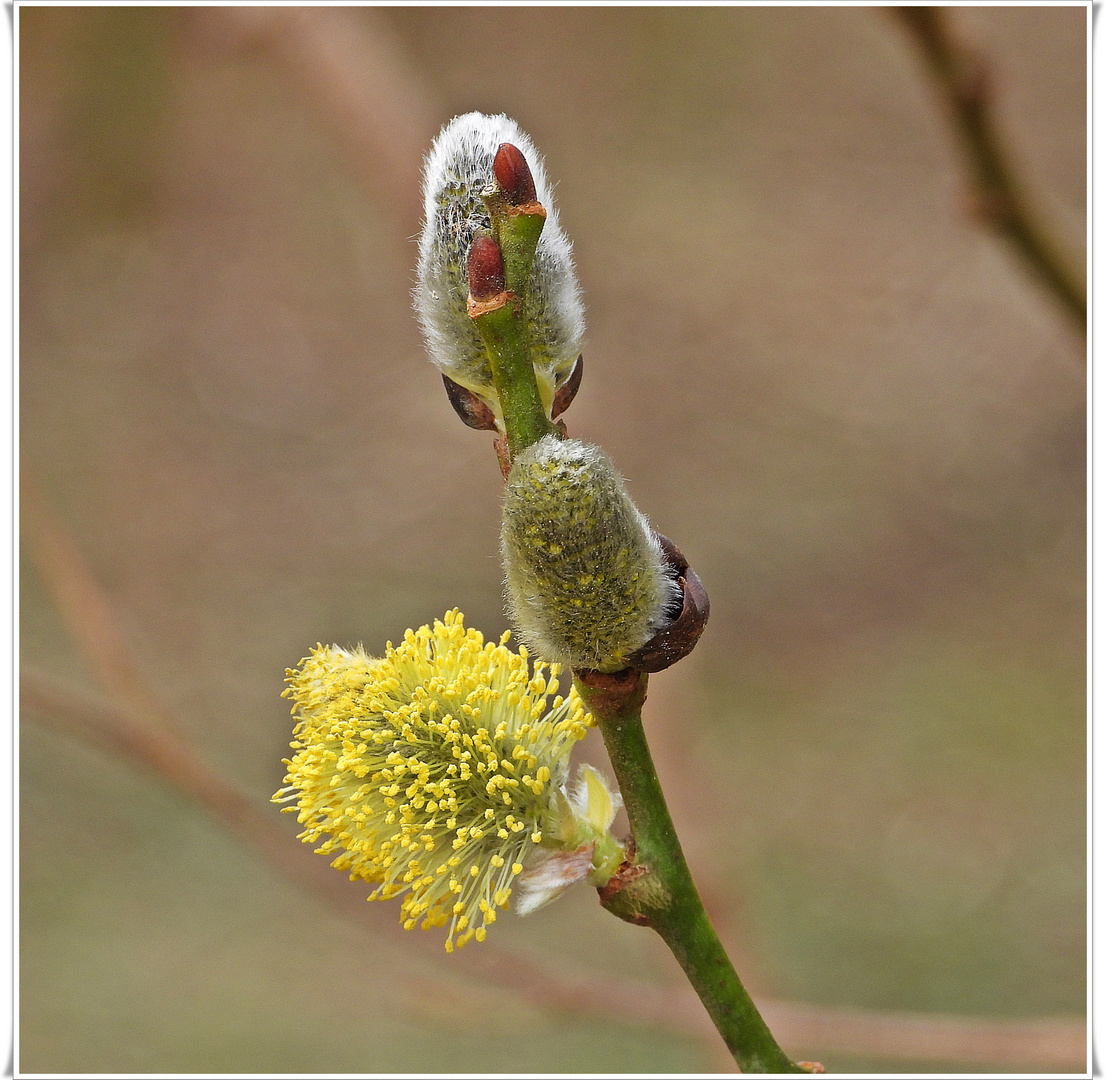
xmin=501 ymin=435 xmax=680 ymax=672
xmin=273 ymin=610 xmax=595 ymax=951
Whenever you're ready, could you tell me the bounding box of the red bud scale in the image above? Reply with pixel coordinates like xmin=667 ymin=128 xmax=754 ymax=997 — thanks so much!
xmin=467 ymin=232 xmax=506 ymax=301
xmin=494 ymin=142 xmax=539 ymax=205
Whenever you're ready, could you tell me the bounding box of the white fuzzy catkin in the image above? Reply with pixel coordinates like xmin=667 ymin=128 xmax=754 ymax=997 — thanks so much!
xmin=501 ymin=436 xmax=680 ymax=673
xmin=414 ymin=113 xmax=585 ymax=419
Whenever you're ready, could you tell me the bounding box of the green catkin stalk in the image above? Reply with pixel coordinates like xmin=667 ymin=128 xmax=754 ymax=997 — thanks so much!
xmin=501 ymin=435 xmax=679 ymax=673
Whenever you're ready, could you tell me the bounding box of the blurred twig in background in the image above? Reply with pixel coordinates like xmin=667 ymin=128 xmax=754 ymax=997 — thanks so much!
xmin=19 ymin=476 xmax=1086 ymax=1072
xmin=184 ymin=6 xmax=441 ymax=231
xmin=889 ymin=6 xmax=1086 ymax=332
xmin=20 ymin=473 xmax=381 ymax=918
xmin=20 ymin=669 xmax=370 ymax=917
xmin=762 ymin=1003 xmax=1085 ymax=1072
xmin=21 ymin=470 xmax=171 ymax=725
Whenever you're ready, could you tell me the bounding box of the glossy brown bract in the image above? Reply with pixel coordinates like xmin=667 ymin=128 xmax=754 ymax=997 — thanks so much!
xmin=626 ymin=534 xmax=710 ymax=673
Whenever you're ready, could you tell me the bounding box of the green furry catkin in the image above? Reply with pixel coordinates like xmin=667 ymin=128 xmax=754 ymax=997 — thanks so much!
xmin=501 ymin=435 xmax=679 ymax=673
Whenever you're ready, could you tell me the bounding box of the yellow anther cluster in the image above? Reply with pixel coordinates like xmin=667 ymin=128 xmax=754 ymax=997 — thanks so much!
xmin=273 ymin=609 xmax=594 ymax=951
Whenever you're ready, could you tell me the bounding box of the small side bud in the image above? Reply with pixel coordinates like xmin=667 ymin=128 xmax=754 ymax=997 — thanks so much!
xmin=597 ymin=852 xmax=673 ymax=926
xmin=493 ymin=142 xmax=539 ymax=206
xmin=466 ymin=232 xmax=506 ymax=302
xmin=501 ymin=435 xmax=680 ymax=673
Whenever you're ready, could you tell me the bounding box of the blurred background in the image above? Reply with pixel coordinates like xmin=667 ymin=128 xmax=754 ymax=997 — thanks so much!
xmin=19 ymin=5 xmax=1086 ymax=1074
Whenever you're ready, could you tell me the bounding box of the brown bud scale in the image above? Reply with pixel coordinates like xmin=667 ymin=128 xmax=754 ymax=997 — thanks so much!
xmin=466 ymin=293 xmax=511 ymax=319
xmin=494 ymin=434 xmax=512 ymax=479
xmin=573 ymin=665 xmax=645 ymax=719
xmin=597 ymin=858 xmax=653 ymax=926
xmin=551 ymin=355 xmax=584 ymax=419
xmin=441 ymin=374 xmax=498 ymax=431
xmin=625 ymin=534 xmax=710 ymax=673
xmin=508 ymin=201 xmax=547 ymax=221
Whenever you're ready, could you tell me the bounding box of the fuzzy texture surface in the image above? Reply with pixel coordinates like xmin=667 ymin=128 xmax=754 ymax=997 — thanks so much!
xmin=274 ymin=610 xmax=596 ymax=952
xmin=501 ymin=436 xmax=680 ymax=672
xmin=414 ymin=113 xmax=585 ymax=420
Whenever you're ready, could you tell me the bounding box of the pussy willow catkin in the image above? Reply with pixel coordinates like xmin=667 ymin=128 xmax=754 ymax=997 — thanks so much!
xmin=414 ymin=112 xmax=584 ymax=420
xmin=501 ymin=435 xmax=679 ymax=672
xmin=274 ymin=610 xmax=622 ymax=951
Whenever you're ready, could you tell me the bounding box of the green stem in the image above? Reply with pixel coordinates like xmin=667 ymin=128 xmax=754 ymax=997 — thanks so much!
xmin=473 ymin=158 xmax=805 ymax=1070
xmin=892 ymin=7 xmax=1085 ymax=333
xmin=575 ymin=671 xmax=807 ymax=1074
xmin=472 ymin=299 xmax=558 ymax=456
xmin=470 ymin=196 xmax=559 ymax=460
xmin=487 ymin=194 xmax=547 ymax=303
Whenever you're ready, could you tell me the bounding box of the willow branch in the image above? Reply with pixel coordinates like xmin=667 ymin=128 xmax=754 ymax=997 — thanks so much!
xmin=575 ymin=670 xmax=807 ymax=1073
xmin=20 ymin=468 xmax=1084 ymax=1071
xmin=469 ymin=182 xmax=560 ymax=460
xmin=889 ymin=6 xmax=1085 ymax=332
xmin=474 ymin=158 xmax=804 ymax=1068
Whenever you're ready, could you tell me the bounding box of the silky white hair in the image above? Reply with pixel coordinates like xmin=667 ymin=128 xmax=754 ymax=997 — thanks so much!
xmin=414 ymin=113 xmax=585 ymax=418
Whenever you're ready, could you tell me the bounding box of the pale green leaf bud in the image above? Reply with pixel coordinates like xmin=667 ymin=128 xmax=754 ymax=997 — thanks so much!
xmin=414 ymin=112 xmax=585 ymax=421
xmin=514 ymin=764 xmax=625 ymax=916
xmin=501 ymin=435 xmax=680 ymax=672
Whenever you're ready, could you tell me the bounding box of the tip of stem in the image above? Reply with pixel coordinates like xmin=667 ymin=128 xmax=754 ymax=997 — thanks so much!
xmin=494 ymin=143 xmax=538 ymax=205
xmin=467 ymin=232 xmax=506 ymax=301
